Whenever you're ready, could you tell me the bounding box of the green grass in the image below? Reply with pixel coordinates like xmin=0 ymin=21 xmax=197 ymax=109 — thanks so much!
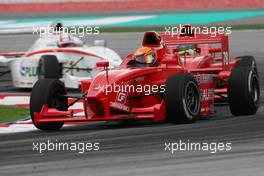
xmin=0 ymin=105 xmax=29 ymax=123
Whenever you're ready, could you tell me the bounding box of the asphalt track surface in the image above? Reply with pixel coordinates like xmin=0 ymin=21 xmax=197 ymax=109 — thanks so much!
xmin=0 ymin=31 xmax=264 ymax=176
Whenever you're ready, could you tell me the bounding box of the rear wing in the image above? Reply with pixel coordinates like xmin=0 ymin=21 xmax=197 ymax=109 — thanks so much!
xmin=159 ymin=32 xmax=229 ymax=49
xmin=158 ymin=32 xmax=230 ymax=70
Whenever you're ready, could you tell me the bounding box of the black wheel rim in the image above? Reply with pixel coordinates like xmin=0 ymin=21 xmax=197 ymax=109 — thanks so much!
xmin=51 ymin=98 xmax=60 ymax=109
xmin=50 ymin=92 xmax=67 ymax=111
xmin=249 ymin=72 xmax=259 ymax=105
xmin=185 ymin=82 xmax=200 ymax=115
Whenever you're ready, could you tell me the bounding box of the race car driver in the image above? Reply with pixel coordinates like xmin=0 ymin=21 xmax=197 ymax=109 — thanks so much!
xmin=177 ymin=43 xmax=199 ymax=55
xmin=56 ymin=32 xmax=83 ymax=48
xmin=32 ymin=22 xmax=84 ymax=49
xmin=176 ymin=25 xmax=200 ymax=56
xmin=128 ymin=46 xmax=158 ymax=67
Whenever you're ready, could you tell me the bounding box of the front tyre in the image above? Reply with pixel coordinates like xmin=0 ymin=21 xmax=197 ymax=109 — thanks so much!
xmin=165 ymin=74 xmax=201 ymax=123
xmin=228 ymin=66 xmax=259 ymax=116
xmin=30 ymin=79 xmax=67 ymax=131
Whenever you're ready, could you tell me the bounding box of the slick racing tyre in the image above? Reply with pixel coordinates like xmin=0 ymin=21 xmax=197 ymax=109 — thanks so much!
xmin=30 ymin=79 xmax=67 ymax=131
xmin=38 ymin=55 xmax=61 ymax=79
xmin=236 ymin=55 xmax=258 ymax=76
xmin=165 ymin=73 xmax=201 ymax=123
xmin=228 ymin=66 xmax=260 ymax=116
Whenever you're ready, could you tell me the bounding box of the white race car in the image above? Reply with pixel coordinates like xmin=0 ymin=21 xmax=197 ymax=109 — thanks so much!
xmin=0 ymin=29 xmax=122 ymax=88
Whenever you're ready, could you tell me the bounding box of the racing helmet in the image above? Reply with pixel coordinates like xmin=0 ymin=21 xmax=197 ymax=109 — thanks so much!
xmin=177 ymin=43 xmax=198 ymax=55
xmin=134 ymin=47 xmax=157 ymax=65
xmin=51 ymin=22 xmax=64 ymax=32
xmin=178 ymin=43 xmax=196 ymax=51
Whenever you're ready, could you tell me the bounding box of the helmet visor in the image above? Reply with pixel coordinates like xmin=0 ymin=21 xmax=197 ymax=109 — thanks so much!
xmin=135 ymin=54 xmax=156 ymax=64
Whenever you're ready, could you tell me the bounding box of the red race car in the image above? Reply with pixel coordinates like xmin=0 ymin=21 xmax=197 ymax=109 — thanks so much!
xmin=30 ymin=28 xmax=260 ymax=131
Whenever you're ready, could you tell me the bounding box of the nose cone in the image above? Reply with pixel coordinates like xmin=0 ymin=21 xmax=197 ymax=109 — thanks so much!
xmin=88 ymin=68 xmax=130 ymax=97
xmin=88 ymin=67 xmax=156 ymax=97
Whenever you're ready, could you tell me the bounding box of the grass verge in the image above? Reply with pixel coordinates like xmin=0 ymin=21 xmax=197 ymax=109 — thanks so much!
xmin=0 ymin=105 xmax=29 ymax=123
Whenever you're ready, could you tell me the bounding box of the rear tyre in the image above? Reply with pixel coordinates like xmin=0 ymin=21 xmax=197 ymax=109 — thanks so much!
xmin=30 ymin=79 xmax=67 ymax=131
xmin=228 ymin=66 xmax=259 ymax=116
xmin=165 ymin=74 xmax=201 ymax=123
xmin=38 ymin=55 xmax=61 ymax=79
xmin=236 ymin=55 xmax=258 ymax=76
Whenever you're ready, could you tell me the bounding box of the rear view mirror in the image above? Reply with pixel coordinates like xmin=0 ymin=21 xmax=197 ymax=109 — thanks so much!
xmin=96 ymin=61 xmax=109 ymax=68
xmin=96 ymin=61 xmax=110 ymax=81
